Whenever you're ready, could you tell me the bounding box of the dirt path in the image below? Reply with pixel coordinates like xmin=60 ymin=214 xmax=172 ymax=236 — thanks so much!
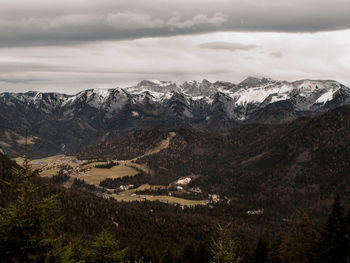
xmin=131 ymin=131 xmax=176 ymax=162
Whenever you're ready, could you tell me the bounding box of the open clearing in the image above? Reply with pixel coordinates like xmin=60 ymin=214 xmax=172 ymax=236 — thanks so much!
xmin=145 ymin=195 xmax=207 ymax=206
xmin=14 ymin=154 xmax=80 ymax=169
xmin=12 ymin=133 xmax=208 ymax=206
xmin=13 ymin=155 xmax=144 ymax=185
xmin=79 ymin=165 xmax=139 ymax=185
xmin=41 ymin=168 xmax=60 ymax=177
xmin=131 ymin=131 xmax=176 ymax=162
xmin=110 ymin=193 xmax=207 ymax=206
xmin=114 ymin=184 xmax=207 ymax=206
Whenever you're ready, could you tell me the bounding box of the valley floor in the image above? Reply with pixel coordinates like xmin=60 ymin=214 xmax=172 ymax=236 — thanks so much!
xmin=14 ymin=151 xmax=209 ymax=207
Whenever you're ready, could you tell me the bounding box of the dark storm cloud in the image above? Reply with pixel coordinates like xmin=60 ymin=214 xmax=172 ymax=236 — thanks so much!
xmin=199 ymin=42 xmax=259 ymax=51
xmin=0 ymin=0 xmax=349 ymax=47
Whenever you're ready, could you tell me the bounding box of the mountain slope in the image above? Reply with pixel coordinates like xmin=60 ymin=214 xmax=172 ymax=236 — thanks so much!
xmin=140 ymin=105 xmax=350 ymax=212
xmin=78 ymin=105 xmax=350 ymax=218
xmin=1 ymin=77 xmax=349 ymax=156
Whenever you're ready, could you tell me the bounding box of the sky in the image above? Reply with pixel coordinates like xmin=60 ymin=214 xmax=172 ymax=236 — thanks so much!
xmin=0 ymin=0 xmax=349 ymax=94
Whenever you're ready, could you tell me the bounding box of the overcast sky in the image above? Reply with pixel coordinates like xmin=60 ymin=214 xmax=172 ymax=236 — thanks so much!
xmin=0 ymin=0 xmax=349 ymax=94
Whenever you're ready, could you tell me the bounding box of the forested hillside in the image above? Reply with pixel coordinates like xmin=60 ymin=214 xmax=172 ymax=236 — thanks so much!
xmin=1 ymin=151 xmax=350 ymax=262
xmin=75 ymin=106 xmax=350 ymax=221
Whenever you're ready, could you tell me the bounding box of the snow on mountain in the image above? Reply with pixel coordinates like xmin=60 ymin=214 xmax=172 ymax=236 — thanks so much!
xmin=0 ymin=78 xmax=349 ymax=124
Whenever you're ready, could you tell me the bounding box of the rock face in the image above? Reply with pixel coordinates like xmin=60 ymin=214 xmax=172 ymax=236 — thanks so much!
xmin=1 ymin=77 xmax=350 ymax=155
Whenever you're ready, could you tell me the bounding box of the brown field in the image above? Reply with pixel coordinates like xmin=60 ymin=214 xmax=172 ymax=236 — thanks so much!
xmin=110 ymin=192 xmax=207 ymax=206
xmin=78 ymin=165 xmax=139 ymax=185
xmin=15 ymin=135 xmax=38 ymax=145
xmin=14 ymin=154 xmax=80 ymax=169
xmin=41 ymin=168 xmax=60 ymax=177
xmin=13 ymin=153 xmax=207 ymax=206
xmin=115 ymin=184 xmax=207 ymax=206
xmin=13 ymin=155 xmax=144 ymax=185
xmin=144 ymin=195 xmax=208 ymax=206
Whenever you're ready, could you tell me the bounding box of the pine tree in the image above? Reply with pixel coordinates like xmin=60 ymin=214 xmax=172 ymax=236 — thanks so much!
xmin=85 ymin=230 xmax=127 ymax=263
xmin=160 ymin=248 xmax=176 ymax=263
xmin=181 ymin=242 xmax=197 ymax=263
xmin=346 ymin=208 xmax=350 ymax=263
xmin=318 ymin=194 xmax=348 ymax=263
xmin=195 ymin=241 xmax=211 ymax=263
xmin=0 ymin=147 xmax=62 ymax=262
xmin=253 ymin=237 xmax=268 ymax=263
xmin=267 ymin=234 xmax=282 ymax=263
xmin=58 ymin=238 xmax=87 ymax=263
xmin=210 ymin=225 xmax=244 ymax=263
xmin=279 ymin=210 xmax=318 ymax=263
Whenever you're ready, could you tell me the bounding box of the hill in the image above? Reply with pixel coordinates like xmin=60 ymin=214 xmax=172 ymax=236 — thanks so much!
xmin=1 ymin=78 xmax=350 ymax=157
xmin=76 ymin=105 xmax=350 ymax=220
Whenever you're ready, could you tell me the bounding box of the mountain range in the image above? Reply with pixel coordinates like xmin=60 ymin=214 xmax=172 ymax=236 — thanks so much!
xmin=1 ymin=77 xmax=350 ymax=156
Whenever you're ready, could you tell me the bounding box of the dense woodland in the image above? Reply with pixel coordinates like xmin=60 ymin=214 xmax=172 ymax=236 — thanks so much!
xmin=77 ymin=105 xmax=350 ymax=221
xmin=1 ymin=106 xmax=350 ymax=262
xmin=1 ymin=151 xmax=350 ymax=262
xmin=76 ymin=130 xmax=169 ymax=160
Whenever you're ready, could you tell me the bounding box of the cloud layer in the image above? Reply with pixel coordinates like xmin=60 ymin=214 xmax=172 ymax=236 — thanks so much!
xmin=0 ymin=0 xmax=349 ymax=46
xmin=0 ymin=0 xmax=349 ymax=93
xmin=1 ymin=30 xmax=349 ymax=94
xmin=199 ymin=42 xmax=258 ymax=51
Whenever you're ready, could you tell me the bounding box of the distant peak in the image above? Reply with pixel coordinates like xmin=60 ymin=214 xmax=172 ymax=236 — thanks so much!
xmin=137 ymin=80 xmax=173 ymax=87
xmin=183 ymin=80 xmax=199 ymax=84
xmin=201 ymin=79 xmax=211 ymax=85
xmin=137 ymin=80 xmax=155 ymax=86
xmin=24 ymin=91 xmax=41 ymax=96
xmin=238 ymin=76 xmax=274 ymax=87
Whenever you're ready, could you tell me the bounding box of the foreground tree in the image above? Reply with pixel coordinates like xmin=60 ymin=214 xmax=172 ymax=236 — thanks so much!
xmin=0 ymin=152 xmax=62 ymax=262
xmin=210 ymin=225 xmax=244 ymax=263
xmin=279 ymin=210 xmax=318 ymax=263
xmin=85 ymin=230 xmax=127 ymax=263
xmin=318 ymin=194 xmax=349 ymax=263
xmin=267 ymin=234 xmax=282 ymax=263
xmin=59 ymin=231 xmax=128 ymax=263
xmin=253 ymin=236 xmax=268 ymax=263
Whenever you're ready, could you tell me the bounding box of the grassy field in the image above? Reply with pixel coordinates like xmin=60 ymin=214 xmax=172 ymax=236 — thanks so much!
xmin=13 ymin=155 xmax=143 ymax=185
xmin=14 ymin=154 xmax=207 ymax=206
xmin=115 ymin=184 xmax=207 ymax=206
xmin=117 ymin=161 xmax=152 ymax=174
xmin=41 ymin=168 xmax=60 ymax=177
xmin=129 ymin=163 xmax=151 ymax=174
xmin=144 ymin=195 xmax=208 ymax=206
xmin=110 ymin=192 xmax=207 ymax=206
xmin=14 ymin=154 xmax=80 ymax=169
xmin=80 ymin=164 xmax=139 ymax=185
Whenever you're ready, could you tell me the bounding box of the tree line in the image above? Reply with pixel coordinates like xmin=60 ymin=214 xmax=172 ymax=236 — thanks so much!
xmin=0 ymin=153 xmax=349 ymax=262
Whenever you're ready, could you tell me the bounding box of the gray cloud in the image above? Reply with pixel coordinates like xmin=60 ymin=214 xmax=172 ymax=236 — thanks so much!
xmin=270 ymin=51 xmax=283 ymax=58
xmin=0 ymin=0 xmax=349 ymax=46
xmin=0 ymin=12 xmax=229 ymax=47
xmin=0 ymin=78 xmax=51 ymax=84
xmin=0 ymin=1 xmax=349 ymax=93
xmin=0 ymin=62 xmax=76 ymax=73
xmin=199 ymin=42 xmax=258 ymax=51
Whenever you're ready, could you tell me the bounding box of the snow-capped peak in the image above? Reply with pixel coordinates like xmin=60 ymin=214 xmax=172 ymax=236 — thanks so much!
xmin=0 ymin=78 xmax=349 ymax=123
xmin=238 ymin=76 xmax=275 ymax=88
